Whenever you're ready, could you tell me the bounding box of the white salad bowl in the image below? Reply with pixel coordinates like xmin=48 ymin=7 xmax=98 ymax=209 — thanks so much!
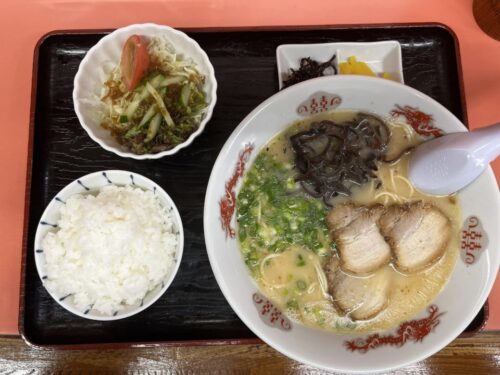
xmin=204 ymin=75 xmax=499 ymax=373
xmin=73 ymin=23 xmax=217 ymax=159
xmin=34 ymin=170 xmax=184 ymax=321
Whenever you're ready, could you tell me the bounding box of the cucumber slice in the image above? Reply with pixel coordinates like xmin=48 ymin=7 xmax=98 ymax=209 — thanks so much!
xmin=139 ymin=104 xmax=158 ymax=127
xmin=145 ymin=113 xmax=162 ymax=143
xmin=159 ymin=76 xmax=186 ymax=87
xmin=180 ymin=84 xmax=191 ymax=107
xmin=124 ymin=97 xmax=141 ymax=119
xmin=146 ymin=82 xmax=175 ymax=127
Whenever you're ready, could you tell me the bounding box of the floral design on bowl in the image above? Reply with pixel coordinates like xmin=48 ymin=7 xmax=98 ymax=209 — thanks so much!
xmin=219 ymin=143 xmax=254 ymax=239
xmin=390 ymin=105 xmax=443 ymax=138
xmin=253 ymin=292 xmax=292 ymax=331
xmin=461 ymin=216 xmax=488 ymax=265
xmin=345 ymin=305 xmax=444 ymax=353
xmin=296 ymin=92 xmax=342 ymax=116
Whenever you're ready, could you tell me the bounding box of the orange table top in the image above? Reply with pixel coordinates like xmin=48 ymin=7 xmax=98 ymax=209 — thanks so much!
xmin=1 ymin=0 xmax=499 ymax=335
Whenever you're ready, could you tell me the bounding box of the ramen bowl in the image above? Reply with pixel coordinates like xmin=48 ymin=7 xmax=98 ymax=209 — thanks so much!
xmin=204 ymin=75 xmax=499 ymax=373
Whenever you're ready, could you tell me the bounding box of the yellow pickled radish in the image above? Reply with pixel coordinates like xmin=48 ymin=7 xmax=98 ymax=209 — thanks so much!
xmin=354 ymin=61 xmax=376 ymax=76
xmin=382 ymin=72 xmax=393 ymax=80
xmin=339 ymin=62 xmax=351 ymax=74
xmin=339 ymin=55 xmax=384 ymax=78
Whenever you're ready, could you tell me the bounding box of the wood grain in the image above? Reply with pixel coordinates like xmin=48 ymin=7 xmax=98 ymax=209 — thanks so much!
xmin=1 ymin=333 xmax=500 ymax=374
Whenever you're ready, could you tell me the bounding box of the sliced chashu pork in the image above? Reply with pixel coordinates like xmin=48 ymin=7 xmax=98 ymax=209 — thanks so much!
xmin=325 ymin=258 xmax=391 ymax=320
xmin=378 ymin=201 xmax=450 ymax=273
xmin=327 ymin=204 xmax=391 ymax=275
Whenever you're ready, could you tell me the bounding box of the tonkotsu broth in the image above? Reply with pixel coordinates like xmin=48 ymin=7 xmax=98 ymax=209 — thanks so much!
xmin=236 ymin=111 xmax=460 ymax=333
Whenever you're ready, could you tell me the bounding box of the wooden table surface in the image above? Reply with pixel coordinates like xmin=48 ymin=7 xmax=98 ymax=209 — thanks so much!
xmin=1 ymin=332 xmax=499 ymax=374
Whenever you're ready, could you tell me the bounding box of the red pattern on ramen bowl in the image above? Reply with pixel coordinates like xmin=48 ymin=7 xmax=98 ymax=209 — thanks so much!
xmin=345 ymin=305 xmax=444 ymax=353
xmin=297 ymin=92 xmax=341 ymax=116
xmin=252 ymin=292 xmax=292 ymax=331
xmin=461 ymin=216 xmax=488 ymax=265
xmin=390 ymin=105 xmax=443 ymax=138
xmin=219 ymin=143 xmax=254 ymax=238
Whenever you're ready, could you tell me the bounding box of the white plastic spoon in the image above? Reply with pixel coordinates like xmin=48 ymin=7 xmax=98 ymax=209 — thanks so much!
xmin=409 ymin=122 xmax=500 ymax=195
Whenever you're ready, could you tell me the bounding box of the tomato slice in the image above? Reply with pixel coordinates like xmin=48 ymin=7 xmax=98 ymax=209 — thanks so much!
xmin=120 ymin=35 xmax=150 ymax=91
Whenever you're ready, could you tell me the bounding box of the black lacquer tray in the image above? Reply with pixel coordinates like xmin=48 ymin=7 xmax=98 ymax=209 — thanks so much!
xmin=20 ymin=23 xmax=487 ymax=348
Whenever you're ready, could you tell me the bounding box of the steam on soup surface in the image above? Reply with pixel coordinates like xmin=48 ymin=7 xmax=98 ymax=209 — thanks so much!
xmin=236 ymin=111 xmax=460 ymax=333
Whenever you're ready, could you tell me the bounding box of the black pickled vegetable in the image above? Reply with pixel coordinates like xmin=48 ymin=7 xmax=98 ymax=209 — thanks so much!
xmin=290 ymin=113 xmax=390 ymax=206
xmin=282 ymin=54 xmax=337 ymax=89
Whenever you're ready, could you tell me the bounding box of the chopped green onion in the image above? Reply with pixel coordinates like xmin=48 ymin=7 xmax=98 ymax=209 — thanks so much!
xmin=286 ymin=299 xmax=299 ymax=310
xmin=296 ymin=280 xmax=307 ymax=291
xmin=296 ymin=254 xmax=306 ymax=267
xmin=119 ymin=115 xmax=128 ymax=123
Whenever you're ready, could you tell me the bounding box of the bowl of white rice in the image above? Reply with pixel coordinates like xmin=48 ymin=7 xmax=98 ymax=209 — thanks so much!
xmin=34 ymin=170 xmax=183 ymax=320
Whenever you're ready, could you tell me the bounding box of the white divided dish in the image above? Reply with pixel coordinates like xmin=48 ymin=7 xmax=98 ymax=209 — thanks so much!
xmin=277 ymin=41 xmax=404 ymax=89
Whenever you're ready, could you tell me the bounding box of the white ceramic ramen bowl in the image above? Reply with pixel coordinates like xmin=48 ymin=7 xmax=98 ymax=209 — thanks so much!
xmin=73 ymin=23 xmax=217 ymax=159
xmin=34 ymin=170 xmax=184 ymax=320
xmin=204 ymin=75 xmax=499 ymax=373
